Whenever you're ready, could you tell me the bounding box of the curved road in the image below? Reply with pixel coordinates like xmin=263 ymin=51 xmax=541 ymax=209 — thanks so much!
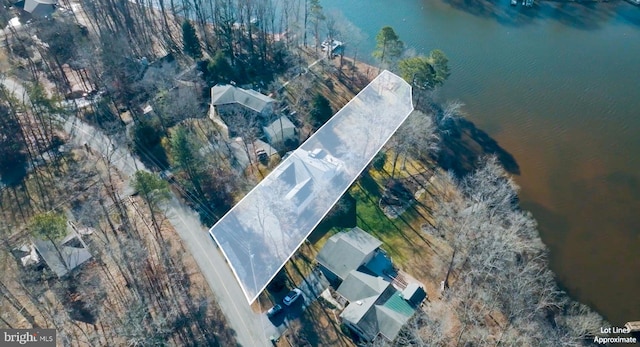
xmin=1 ymin=77 xmax=274 ymax=347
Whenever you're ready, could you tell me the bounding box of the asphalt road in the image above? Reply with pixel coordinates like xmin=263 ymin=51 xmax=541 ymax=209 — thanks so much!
xmin=1 ymin=77 xmax=276 ymax=347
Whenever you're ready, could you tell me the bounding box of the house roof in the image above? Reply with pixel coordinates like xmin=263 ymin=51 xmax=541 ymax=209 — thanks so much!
xmin=15 ymin=0 xmax=57 ymax=16
xmin=340 ymin=294 xmax=411 ymax=342
xmin=211 ymin=85 xmax=274 ymax=114
xmin=337 ymin=270 xmax=390 ymax=303
xmin=316 ymin=227 xmax=383 ymax=280
xmin=34 ymin=232 xmax=92 ymax=277
xmin=340 ymin=295 xmax=378 ymax=325
xmin=375 ymin=305 xmax=409 ymax=341
xmin=384 ymin=291 xmax=417 ymax=317
xmin=401 ymin=283 xmax=427 ymax=305
xmin=273 ymin=149 xmax=342 ymax=211
xmin=263 ymin=116 xmax=296 ymax=140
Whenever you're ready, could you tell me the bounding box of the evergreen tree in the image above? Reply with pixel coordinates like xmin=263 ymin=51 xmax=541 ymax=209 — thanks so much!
xmin=310 ymin=93 xmax=333 ymax=127
xmin=182 ymin=20 xmax=202 ymax=59
xmin=373 ymin=26 xmax=404 ymax=65
xmin=398 ymin=50 xmax=450 ymax=90
xmin=205 ymin=51 xmax=233 ymax=84
xmin=30 ymin=212 xmax=68 ymax=242
xmin=169 ymin=126 xmax=204 ymax=197
xmin=0 ymin=104 xmax=27 ymax=184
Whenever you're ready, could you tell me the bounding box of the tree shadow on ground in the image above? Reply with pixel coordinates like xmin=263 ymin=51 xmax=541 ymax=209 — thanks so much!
xmin=437 ymin=117 xmax=520 ymax=178
xmin=0 ymin=165 xmax=28 ymax=188
xmin=439 ymin=0 xmax=636 ymax=30
xmin=308 ymin=193 xmax=357 ymax=244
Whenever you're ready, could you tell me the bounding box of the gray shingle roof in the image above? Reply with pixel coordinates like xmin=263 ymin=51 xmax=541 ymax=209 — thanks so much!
xmin=34 ymin=232 xmax=92 ymax=277
xmin=263 ymin=116 xmax=296 ymax=140
xmin=340 ymin=294 xmax=410 ymax=342
xmin=316 ymin=227 xmax=382 ymax=280
xmin=17 ymin=0 xmax=57 ymax=16
xmin=337 ymin=270 xmax=390 ymax=303
xmin=340 ymin=295 xmax=378 ymax=325
xmin=211 ymin=85 xmax=274 ymax=114
xmin=375 ymin=305 xmax=409 ymax=341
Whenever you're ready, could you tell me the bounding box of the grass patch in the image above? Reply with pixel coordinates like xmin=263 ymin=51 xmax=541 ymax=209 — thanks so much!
xmin=350 ymin=165 xmax=453 ymax=294
xmin=350 ymin=174 xmax=412 ymax=264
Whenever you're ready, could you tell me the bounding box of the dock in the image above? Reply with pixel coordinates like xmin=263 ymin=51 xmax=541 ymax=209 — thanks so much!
xmin=321 ymin=39 xmax=343 ymax=53
xmin=625 ymin=321 xmax=640 ymax=333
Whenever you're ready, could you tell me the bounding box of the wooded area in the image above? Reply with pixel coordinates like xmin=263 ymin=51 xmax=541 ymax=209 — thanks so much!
xmin=0 ymin=0 xmax=609 ymax=344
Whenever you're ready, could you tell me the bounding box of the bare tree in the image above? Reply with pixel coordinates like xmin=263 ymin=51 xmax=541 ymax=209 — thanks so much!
xmin=387 ymin=110 xmax=439 ymax=178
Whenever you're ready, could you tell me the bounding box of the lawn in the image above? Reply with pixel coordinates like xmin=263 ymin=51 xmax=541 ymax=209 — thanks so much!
xmin=350 ymin=161 xmax=454 ymax=297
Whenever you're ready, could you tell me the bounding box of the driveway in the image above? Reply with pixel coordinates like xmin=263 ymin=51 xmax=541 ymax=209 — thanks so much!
xmin=267 ymin=267 xmax=329 ymax=328
xmin=1 ymin=77 xmax=275 ymax=347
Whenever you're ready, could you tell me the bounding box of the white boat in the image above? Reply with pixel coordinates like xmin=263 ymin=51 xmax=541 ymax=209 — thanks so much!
xmin=511 ymin=0 xmax=517 ymax=5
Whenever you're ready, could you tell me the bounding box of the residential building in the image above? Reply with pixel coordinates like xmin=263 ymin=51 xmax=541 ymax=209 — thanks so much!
xmin=33 ymin=224 xmax=92 ymax=277
xmin=271 ymin=148 xmax=343 ymax=215
xmin=316 ymin=228 xmax=427 ymax=343
xmin=316 ymin=227 xmax=383 ymax=284
xmin=210 ymin=84 xmax=275 ymax=121
xmin=14 ymin=0 xmax=57 ymax=17
xmin=263 ymin=115 xmax=297 ymax=148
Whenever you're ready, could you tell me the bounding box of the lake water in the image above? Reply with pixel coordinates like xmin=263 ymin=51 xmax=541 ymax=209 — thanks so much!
xmin=320 ymin=0 xmax=640 ymax=324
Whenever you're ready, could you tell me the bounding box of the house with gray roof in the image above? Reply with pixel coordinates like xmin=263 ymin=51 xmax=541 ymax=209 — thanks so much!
xmin=33 ymin=227 xmax=92 ymax=278
xmin=316 ymin=227 xmax=383 ymax=283
xmin=210 ymin=84 xmax=275 ymax=121
xmin=14 ymin=0 xmax=57 ymax=17
xmin=316 ymin=228 xmax=427 ymax=343
xmin=336 ymin=269 xmax=418 ymax=342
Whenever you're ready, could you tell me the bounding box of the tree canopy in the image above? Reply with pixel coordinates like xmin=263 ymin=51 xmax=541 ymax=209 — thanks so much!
xmin=132 ymin=171 xmax=171 ymax=209
xmin=182 ymin=20 xmax=202 ymax=59
xmin=399 ymin=49 xmax=451 ymax=90
xmin=310 ymin=93 xmax=333 ymax=127
xmin=203 ymin=51 xmax=233 ymax=85
xmin=0 ymin=104 xmax=27 ymax=184
xmin=30 ymin=212 xmax=68 ymax=242
xmin=373 ymin=26 xmax=404 ymax=65
xmin=169 ymin=126 xmax=204 ymax=196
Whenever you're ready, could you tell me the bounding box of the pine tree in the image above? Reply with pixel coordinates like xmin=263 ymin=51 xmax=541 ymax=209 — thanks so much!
xmin=182 ymin=20 xmax=202 ymax=59
xmin=310 ymin=93 xmax=332 ymax=127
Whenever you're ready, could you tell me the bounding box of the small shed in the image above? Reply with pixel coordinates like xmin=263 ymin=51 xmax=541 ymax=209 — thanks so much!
xmin=401 ymin=283 xmax=427 ymax=306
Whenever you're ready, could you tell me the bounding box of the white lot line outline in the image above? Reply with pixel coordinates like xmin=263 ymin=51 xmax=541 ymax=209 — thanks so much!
xmin=209 ymin=70 xmax=414 ymax=303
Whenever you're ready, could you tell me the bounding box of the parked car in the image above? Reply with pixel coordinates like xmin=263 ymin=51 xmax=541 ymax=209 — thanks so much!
xmin=283 ymin=288 xmax=303 ymax=306
xmin=266 ymin=304 xmax=283 ymax=318
xmin=255 ymin=148 xmax=269 ymax=163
